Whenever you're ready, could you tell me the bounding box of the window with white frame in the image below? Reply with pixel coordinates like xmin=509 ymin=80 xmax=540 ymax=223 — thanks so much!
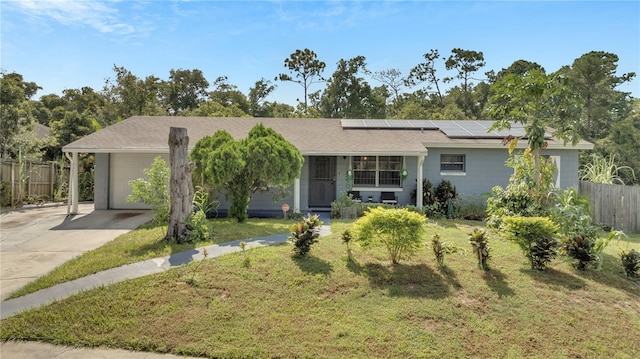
xmin=353 ymin=155 xmax=403 ymax=187
xmin=440 ymin=154 xmax=465 ymax=173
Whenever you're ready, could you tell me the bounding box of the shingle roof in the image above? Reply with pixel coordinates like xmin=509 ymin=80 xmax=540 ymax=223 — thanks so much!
xmin=34 ymin=123 xmax=51 ymax=140
xmin=62 ymin=116 xmax=593 ymax=154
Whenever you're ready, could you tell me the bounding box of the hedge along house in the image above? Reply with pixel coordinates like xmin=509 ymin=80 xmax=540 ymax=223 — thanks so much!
xmin=62 ymin=116 xmax=593 ymax=215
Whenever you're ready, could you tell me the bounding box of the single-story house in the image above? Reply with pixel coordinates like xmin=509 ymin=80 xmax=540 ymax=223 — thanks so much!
xmin=62 ymin=116 xmax=593 ymax=215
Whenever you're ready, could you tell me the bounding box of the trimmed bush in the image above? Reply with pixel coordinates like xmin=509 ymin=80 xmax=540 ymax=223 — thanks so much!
xmin=501 ymin=216 xmax=559 ymax=270
xmin=353 ymin=207 xmax=426 ymax=264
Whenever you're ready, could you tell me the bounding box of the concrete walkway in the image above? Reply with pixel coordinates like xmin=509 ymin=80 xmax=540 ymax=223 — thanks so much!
xmin=1 ymin=209 xmax=331 ymax=358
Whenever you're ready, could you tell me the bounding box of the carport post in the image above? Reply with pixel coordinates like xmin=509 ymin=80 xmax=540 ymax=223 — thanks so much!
xmin=294 ymin=177 xmax=301 ymax=213
xmin=65 ymin=151 xmax=79 ymax=215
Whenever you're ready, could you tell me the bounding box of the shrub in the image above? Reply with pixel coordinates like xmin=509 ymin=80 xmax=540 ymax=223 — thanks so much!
xmin=501 ymin=216 xmax=559 ymax=270
xmin=563 ymin=234 xmax=596 ymax=270
xmin=410 ymin=178 xmax=435 ymax=207
xmin=593 ymin=230 xmax=624 ymax=270
xmin=1 ymin=181 xmax=12 ymax=207
xmin=431 ymin=232 xmax=463 ymax=268
xmin=184 ymin=210 xmax=214 ymax=243
xmin=486 ymin=150 xmax=556 ymax=228
xmin=353 ymin=207 xmax=426 ymax=264
xmin=127 ymin=156 xmax=170 ymax=226
xmin=553 ymin=187 xmax=623 ymax=270
xmin=455 ymin=195 xmax=488 ymax=221
xmin=288 ymin=214 xmax=323 ymax=257
xmin=550 ymin=187 xmax=597 ymax=240
xmin=620 ymin=249 xmax=640 ymax=278
xmin=435 ymin=180 xmax=457 ymax=206
xmin=411 ymin=179 xmax=458 ymax=219
xmin=191 ymin=186 xmax=219 ymax=218
xmin=468 ymin=228 xmax=491 ymax=270
xmin=341 ymin=228 xmax=354 ymax=261
xmin=331 ymin=192 xmax=363 ymax=219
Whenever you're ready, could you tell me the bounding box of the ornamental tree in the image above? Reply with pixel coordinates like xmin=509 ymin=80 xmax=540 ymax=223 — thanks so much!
xmin=486 ymin=68 xmax=580 ymax=187
xmin=190 ymin=123 xmax=303 ymax=222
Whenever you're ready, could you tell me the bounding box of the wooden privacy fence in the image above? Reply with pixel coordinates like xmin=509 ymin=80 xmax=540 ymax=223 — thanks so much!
xmin=0 ymin=159 xmax=59 ymax=206
xmin=579 ymin=180 xmax=640 ymax=234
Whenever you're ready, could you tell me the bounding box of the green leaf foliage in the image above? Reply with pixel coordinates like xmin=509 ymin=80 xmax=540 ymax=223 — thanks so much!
xmin=580 ymin=153 xmax=635 ymax=185
xmin=563 ymin=234 xmax=597 ymax=271
xmin=620 ymin=249 xmax=640 ymax=278
xmin=501 ymin=216 xmax=559 ymax=270
xmin=353 ymin=207 xmax=426 ymax=264
xmin=431 ymin=232 xmax=463 ymax=268
xmin=486 ymin=149 xmax=556 ymax=228
xmin=126 ymin=156 xmax=170 ymax=226
xmin=468 ymin=228 xmax=491 ymax=270
xmin=550 ymin=187 xmax=597 ymax=240
xmin=288 ymin=213 xmax=323 ymax=257
xmin=190 ymin=123 xmax=303 ymax=222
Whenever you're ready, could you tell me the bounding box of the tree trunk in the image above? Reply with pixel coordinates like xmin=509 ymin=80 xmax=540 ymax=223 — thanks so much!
xmin=167 ymin=127 xmax=194 ymax=242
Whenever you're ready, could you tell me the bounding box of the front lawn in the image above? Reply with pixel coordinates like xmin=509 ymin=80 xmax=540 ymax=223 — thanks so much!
xmin=2 ymin=220 xmax=639 ymax=358
xmin=6 ymin=218 xmax=293 ymax=299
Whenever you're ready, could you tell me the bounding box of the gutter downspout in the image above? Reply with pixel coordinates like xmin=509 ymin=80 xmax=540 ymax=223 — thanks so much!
xmin=65 ymin=151 xmax=79 ymax=215
xmin=416 ymin=155 xmax=426 ymax=210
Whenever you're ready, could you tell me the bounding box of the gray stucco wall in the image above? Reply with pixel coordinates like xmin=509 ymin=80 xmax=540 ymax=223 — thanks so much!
xmin=94 ymin=148 xmax=582 ymax=212
xmin=424 ymin=148 xmax=511 ymax=200
xmin=422 ymin=147 xmax=581 ymax=201
xmin=94 ymin=153 xmax=110 ymax=210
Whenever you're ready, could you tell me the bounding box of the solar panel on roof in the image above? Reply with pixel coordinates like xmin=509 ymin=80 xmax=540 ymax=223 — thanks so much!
xmin=341 ymin=119 xmax=552 ymax=139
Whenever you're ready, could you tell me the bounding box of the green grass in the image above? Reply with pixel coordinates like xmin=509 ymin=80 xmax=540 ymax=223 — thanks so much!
xmin=6 ymin=218 xmax=293 ymax=299
xmin=2 ymin=220 xmax=639 ymax=358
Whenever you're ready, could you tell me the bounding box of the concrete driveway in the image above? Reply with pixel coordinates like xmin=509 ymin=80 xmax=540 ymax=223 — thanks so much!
xmin=0 ymin=203 xmax=152 ymax=300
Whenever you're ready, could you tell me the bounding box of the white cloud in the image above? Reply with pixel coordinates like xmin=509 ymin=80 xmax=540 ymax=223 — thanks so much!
xmin=13 ymin=0 xmax=137 ymax=35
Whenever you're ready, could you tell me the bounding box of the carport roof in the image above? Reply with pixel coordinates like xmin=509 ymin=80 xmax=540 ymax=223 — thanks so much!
xmin=62 ymin=116 xmax=593 ymax=155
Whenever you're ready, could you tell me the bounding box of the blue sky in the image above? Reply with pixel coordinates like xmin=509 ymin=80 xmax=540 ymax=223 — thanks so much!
xmin=2 ymin=0 xmax=639 ymax=106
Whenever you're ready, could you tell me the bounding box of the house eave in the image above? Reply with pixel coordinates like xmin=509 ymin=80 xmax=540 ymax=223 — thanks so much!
xmin=424 ymin=142 xmax=594 ymax=150
xmin=62 ymin=147 xmax=171 ymax=154
xmin=300 ymin=150 xmax=428 ymax=157
xmin=62 ymin=147 xmax=429 ymax=156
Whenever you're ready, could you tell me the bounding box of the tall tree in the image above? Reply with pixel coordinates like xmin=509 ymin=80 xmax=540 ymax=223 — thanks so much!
xmin=0 ymin=72 xmax=42 ymax=157
xmin=444 ymin=48 xmax=486 ymax=117
xmin=190 ymin=124 xmax=303 ymax=222
xmin=406 ymin=49 xmax=446 ymax=106
xmin=50 ymin=110 xmax=97 ymax=156
xmin=561 ymin=51 xmax=636 ymax=141
xmin=102 ymin=65 xmax=164 ymax=122
xmin=319 ymin=56 xmax=386 ymax=119
xmin=186 ymin=100 xmax=250 ymax=117
xmin=208 ymin=76 xmax=249 ymax=113
xmin=165 ymin=68 xmax=210 ymax=115
xmin=488 ymin=59 xmax=545 ymax=84
xmin=597 ymin=99 xmax=640 ymax=185
xmin=369 ymin=68 xmax=404 ymax=101
xmin=487 ymin=69 xmax=580 ymax=187
xmin=369 ymin=68 xmax=405 ymax=118
xmin=248 ymin=78 xmax=276 ymax=117
xmin=277 ymin=48 xmax=326 ymax=113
